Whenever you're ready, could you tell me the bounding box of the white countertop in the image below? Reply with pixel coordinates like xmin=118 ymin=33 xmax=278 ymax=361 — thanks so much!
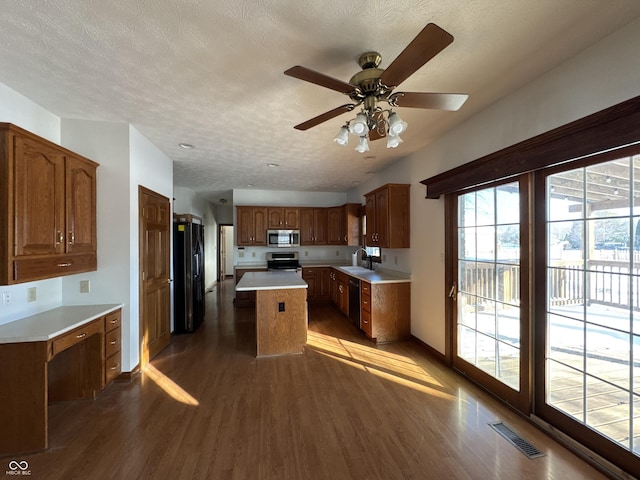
xmin=333 ymin=266 xmax=411 ymax=284
xmin=236 ymin=271 xmax=308 ymax=291
xmin=0 ymin=304 xmax=123 ymax=344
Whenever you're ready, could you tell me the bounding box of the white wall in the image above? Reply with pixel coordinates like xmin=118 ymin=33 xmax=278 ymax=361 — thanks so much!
xmin=60 ymin=119 xmax=132 ymax=362
xmin=350 ymin=16 xmax=640 ymax=354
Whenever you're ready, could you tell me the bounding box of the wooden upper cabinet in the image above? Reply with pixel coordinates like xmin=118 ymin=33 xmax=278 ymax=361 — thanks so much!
xmin=13 ymin=135 xmax=66 ymax=257
xmin=300 ymin=208 xmax=328 ymax=245
xmin=1 ymin=123 xmax=99 ymax=284
xmin=327 ymin=206 xmax=344 ymax=245
xmin=65 ymin=155 xmax=97 ymax=254
xmin=236 ymin=206 xmax=267 ymax=246
xmin=267 ymin=207 xmax=299 ymax=229
xmin=365 ymin=184 xmax=410 ymax=248
xmin=328 ymin=204 xmax=361 ymax=246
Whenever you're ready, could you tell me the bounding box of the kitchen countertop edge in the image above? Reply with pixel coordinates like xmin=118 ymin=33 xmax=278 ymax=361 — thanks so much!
xmin=0 ymin=304 xmax=124 ymax=344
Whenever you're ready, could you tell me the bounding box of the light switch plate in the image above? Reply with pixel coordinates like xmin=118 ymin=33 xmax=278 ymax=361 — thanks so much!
xmin=27 ymin=287 xmax=37 ymax=302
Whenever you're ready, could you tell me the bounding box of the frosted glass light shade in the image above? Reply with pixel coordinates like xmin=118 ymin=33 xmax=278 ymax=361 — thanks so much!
xmin=355 ymin=136 xmax=370 ymax=153
xmin=349 ymin=113 xmax=369 ymax=136
xmin=333 ymin=126 xmax=349 ymax=146
xmin=388 ymin=112 xmax=407 ymax=135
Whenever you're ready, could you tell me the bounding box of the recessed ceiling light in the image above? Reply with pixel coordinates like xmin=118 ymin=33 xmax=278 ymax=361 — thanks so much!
xmin=267 ymin=163 xmax=279 ymax=168
xmin=332 ymin=184 xmax=340 ymax=188
xmin=178 ymin=143 xmax=194 ymax=149
xmin=352 ymin=181 xmax=360 ymax=184
xmin=246 ymin=184 xmax=254 ymax=187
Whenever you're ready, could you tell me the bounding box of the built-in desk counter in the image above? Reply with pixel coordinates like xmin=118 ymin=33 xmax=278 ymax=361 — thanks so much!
xmin=237 ymin=271 xmax=308 ymax=357
xmin=0 ymin=304 xmax=123 ymax=456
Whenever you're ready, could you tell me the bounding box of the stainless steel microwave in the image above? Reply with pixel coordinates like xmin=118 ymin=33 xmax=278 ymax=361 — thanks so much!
xmin=267 ymin=229 xmax=300 ymax=248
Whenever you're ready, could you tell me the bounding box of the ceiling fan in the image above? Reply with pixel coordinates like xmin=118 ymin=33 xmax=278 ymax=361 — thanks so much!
xmin=284 ymin=22 xmax=468 ymax=151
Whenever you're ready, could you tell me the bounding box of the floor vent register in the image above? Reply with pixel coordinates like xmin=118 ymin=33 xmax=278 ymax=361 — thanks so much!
xmin=488 ymin=421 xmax=545 ymax=459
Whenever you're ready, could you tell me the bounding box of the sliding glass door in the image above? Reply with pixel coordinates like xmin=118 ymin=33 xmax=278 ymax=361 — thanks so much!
xmin=452 ymin=178 xmax=530 ymax=411
xmin=538 ymin=153 xmax=640 ymax=466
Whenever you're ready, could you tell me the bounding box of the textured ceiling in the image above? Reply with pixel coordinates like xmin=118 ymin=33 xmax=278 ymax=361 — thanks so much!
xmin=1 ymin=1 xmax=640 ymax=203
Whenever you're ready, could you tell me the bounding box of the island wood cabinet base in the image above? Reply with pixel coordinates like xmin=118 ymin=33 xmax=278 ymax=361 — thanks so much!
xmin=256 ymin=288 xmax=307 ymax=357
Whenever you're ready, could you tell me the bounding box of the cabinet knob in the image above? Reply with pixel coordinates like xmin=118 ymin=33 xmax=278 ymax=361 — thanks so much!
xmin=57 ymin=262 xmax=72 ymax=267
xmin=76 ymin=332 xmax=87 ymax=339
xmin=56 ymin=231 xmax=64 ymax=244
xmin=68 ymin=231 xmax=75 ymax=245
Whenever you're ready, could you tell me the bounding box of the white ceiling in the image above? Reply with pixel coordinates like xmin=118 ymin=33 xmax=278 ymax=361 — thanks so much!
xmin=1 ymin=1 xmax=640 ymax=204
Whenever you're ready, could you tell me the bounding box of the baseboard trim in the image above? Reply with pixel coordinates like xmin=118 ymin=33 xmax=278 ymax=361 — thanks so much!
xmin=116 ymin=364 xmax=141 ymax=383
xmin=410 ymin=335 xmax=447 ymax=364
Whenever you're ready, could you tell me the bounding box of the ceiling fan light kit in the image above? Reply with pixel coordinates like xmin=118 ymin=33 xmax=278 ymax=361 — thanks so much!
xmin=285 ymin=22 xmax=468 ymax=153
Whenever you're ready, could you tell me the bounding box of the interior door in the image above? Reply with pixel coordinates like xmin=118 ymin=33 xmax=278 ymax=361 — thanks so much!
xmin=139 ymin=186 xmax=171 ymax=366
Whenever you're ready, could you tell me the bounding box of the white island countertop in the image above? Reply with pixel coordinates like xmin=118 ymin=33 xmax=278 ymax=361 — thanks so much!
xmin=236 ymin=271 xmax=308 ymax=291
xmin=0 ymin=304 xmax=123 ymax=344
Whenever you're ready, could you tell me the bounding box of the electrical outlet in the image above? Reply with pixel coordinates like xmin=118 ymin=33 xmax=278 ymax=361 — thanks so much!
xmin=252 ymin=252 xmax=256 ymax=258
xmin=27 ymin=287 xmax=37 ymax=302
xmin=394 ymin=256 xmax=398 ymax=265
xmin=305 ymin=251 xmax=308 ymax=256
xmin=2 ymin=292 xmax=11 ymax=304
xmin=238 ymin=250 xmax=245 ymax=258
xmin=80 ymin=280 xmax=90 ymax=293
xmin=336 ymin=250 xmax=340 ymax=256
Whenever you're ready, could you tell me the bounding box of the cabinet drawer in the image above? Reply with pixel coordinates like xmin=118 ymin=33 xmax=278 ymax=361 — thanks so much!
xmin=105 ymin=353 xmax=121 ymax=385
xmin=104 ymin=310 xmax=121 ymax=332
xmin=361 ymin=282 xmax=371 ymax=296
xmin=105 ymin=327 xmax=120 ymax=358
xmin=361 ymin=309 xmax=372 ymax=337
xmin=361 ymin=292 xmax=371 ymax=313
xmin=13 ymin=254 xmax=97 ymax=283
xmin=51 ymin=319 xmax=103 ymax=358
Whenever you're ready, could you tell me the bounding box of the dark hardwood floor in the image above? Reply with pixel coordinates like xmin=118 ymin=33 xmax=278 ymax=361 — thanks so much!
xmin=12 ymin=279 xmax=610 ymax=479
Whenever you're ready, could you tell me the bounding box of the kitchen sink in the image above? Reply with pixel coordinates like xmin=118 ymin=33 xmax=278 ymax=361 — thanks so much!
xmin=340 ymin=266 xmax=372 ymax=274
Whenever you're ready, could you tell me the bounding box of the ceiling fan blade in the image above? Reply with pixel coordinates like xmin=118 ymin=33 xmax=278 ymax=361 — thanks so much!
xmin=391 ymin=92 xmax=468 ymax=111
xmin=380 ymin=23 xmax=454 ymax=88
xmin=285 ymin=66 xmax=356 ymax=94
xmin=293 ymin=104 xmax=355 ymax=130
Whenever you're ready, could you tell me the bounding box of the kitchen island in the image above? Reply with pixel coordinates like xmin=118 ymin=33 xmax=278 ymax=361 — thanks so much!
xmin=236 ymin=271 xmax=308 ymax=357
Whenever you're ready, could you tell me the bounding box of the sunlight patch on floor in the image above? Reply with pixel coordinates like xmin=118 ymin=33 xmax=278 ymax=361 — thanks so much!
xmin=307 ymin=330 xmax=448 ymax=396
xmin=143 ymin=364 xmax=199 ymax=406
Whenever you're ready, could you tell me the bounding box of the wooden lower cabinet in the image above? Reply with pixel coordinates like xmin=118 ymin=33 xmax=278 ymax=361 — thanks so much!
xmin=329 ymin=268 xmax=410 ymax=343
xmin=302 ymin=267 xmax=330 ymax=303
xmin=0 ymin=306 xmax=122 ymax=456
xmin=360 ymin=281 xmax=410 ymax=343
xmin=234 ymin=268 xmax=266 ymax=306
xmin=104 ymin=309 xmax=121 ymax=385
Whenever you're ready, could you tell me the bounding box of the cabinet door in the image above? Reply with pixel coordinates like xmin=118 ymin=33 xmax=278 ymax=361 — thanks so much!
xmin=65 ymin=155 xmax=97 ymax=254
xmin=253 ymin=208 xmax=267 ymax=245
xmin=375 ymin=188 xmax=390 ymax=248
xmin=14 ymin=135 xmax=66 ymax=256
xmin=327 ymin=206 xmax=344 ymax=245
xmin=236 ymin=207 xmax=254 ymax=245
xmin=284 ymin=208 xmax=299 ymax=229
xmin=318 ymin=267 xmax=331 ymax=301
xmin=267 ymin=208 xmax=284 ymax=228
xmin=302 ymin=269 xmax=317 ymax=301
xmin=299 ymin=208 xmax=315 ymax=245
xmin=313 ymin=208 xmax=328 ymax=245
xmin=365 ymin=193 xmax=377 ymax=246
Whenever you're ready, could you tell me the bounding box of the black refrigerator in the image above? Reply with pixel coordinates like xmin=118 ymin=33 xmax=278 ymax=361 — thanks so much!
xmin=173 ymin=218 xmax=205 ymax=333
